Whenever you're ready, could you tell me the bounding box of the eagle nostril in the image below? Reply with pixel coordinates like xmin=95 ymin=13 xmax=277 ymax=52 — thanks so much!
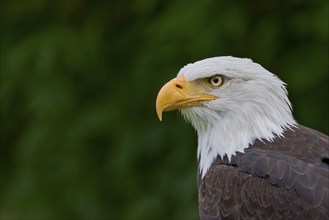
xmin=175 ymin=84 xmax=183 ymax=90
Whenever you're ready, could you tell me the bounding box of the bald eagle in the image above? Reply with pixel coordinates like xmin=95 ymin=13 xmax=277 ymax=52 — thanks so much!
xmin=156 ymin=57 xmax=329 ymax=220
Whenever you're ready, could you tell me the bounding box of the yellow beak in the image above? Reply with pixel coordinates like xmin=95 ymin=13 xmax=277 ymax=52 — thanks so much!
xmin=156 ymin=76 xmax=217 ymax=121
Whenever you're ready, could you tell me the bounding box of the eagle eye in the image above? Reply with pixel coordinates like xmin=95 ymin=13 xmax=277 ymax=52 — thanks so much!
xmin=208 ymin=75 xmax=223 ymax=87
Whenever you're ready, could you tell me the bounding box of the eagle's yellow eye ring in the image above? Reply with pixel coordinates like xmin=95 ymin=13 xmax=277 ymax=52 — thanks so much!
xmin=208 ymin=75 xmax=223 ymax=87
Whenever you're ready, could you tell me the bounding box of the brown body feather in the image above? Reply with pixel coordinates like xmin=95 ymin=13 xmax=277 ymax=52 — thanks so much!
xmin=198 ymin=125 xmax=329 ymax=220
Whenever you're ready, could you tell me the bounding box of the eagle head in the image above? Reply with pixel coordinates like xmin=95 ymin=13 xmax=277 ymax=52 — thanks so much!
xmin=156 ymin=56 xmax=296 ymax=177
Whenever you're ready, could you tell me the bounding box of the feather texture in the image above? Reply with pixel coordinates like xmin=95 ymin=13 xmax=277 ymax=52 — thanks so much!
xmin=198 ymin=125 xmax=329 ymax=220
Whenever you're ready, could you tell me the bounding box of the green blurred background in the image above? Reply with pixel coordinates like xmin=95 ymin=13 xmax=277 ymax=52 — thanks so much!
xmin=0 ymin=1 xmax=328 ymax=220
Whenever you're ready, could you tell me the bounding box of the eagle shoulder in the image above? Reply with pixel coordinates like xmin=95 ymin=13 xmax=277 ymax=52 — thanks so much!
xmin=199 ymin=164 xmax=317 ymax=220
xmin=198 ymin=125 xmax=329 ymax=220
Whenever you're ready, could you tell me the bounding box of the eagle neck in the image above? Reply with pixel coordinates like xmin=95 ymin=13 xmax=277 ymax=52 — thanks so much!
xmin=193 ymin=109 xmax=296 ymax=179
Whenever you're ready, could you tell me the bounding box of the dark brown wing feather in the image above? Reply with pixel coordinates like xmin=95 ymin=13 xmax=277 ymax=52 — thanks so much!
xmin=198 ymin=125 xmax=329 ymax=220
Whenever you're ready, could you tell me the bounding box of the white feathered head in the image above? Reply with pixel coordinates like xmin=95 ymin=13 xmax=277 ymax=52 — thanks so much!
xmin=156 ymin=56 xmax=296 ymax=176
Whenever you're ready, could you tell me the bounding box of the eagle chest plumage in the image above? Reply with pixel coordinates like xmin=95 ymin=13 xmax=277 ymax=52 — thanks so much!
xmin=197 ymin=125 xmax=329 ymax=220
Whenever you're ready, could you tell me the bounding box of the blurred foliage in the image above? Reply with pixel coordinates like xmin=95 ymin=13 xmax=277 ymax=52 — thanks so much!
xmin=0 ymin=1 xmax=328 ymax=220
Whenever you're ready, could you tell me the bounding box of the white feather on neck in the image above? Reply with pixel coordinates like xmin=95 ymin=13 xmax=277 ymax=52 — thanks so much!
xmin=179 ymin=57 xmax=296 ymax=178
